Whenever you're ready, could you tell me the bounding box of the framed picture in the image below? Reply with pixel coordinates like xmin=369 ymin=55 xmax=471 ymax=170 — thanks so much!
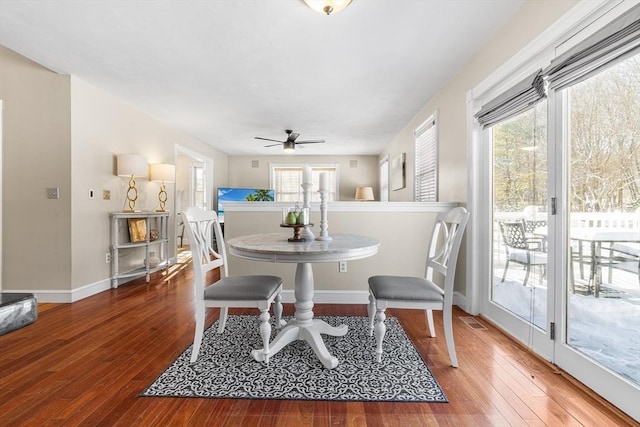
xmin=128 ymin=218 xmax=147 ymax=243
xmin=391 ymin=153 xmax=406 ymax=191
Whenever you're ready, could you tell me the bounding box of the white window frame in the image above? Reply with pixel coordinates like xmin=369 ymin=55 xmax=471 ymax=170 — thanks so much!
xmin=379 ymin=154 xmax=389 ymax=202
xmin=414 ymin=111 xmax=438 ymax=202
xmin=270 ymin=163 xmax=339 ymax=202
xmin=190 ymin=162 xmax=207 ymax=210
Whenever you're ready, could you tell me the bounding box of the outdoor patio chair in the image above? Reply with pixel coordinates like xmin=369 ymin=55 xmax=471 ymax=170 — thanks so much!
xmin=182 ymin=207 xmax=284 ymax=363
xmin=608 ymin=242 xmax=640 ymax=285
xmin=367 ymin=207 xmax=469 ymax=367
xmin=499 ymin=220 xmax=547 ymax=287
xmin=523 ymin=218 xmax=548 ymax=250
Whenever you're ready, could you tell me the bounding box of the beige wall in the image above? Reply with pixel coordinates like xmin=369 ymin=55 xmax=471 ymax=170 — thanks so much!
xmin=1 ymin=46 xmax=228 ymax=299
xmin=70 ymin=77 xmax=227 ymax=290
xmin=0 ymin=0 xmax=580 ymax=299
xmin=227 ymin=155 xmax=379 ymax=201
xmin=224 ymin=202 xmax=457 ymax=301
xmin=0 ymin=46 xmax=72 ymax=292
xmin=383 ymin=0 xmax=578 ymax=203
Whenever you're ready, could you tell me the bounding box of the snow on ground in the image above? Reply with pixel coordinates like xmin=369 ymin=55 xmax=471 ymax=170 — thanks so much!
xmin=491 ymin=267 xmax=640 ymax=385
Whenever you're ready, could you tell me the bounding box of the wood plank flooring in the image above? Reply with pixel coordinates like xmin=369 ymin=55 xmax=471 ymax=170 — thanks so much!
xmin=0 ymin=254 xmax=637 ymax=426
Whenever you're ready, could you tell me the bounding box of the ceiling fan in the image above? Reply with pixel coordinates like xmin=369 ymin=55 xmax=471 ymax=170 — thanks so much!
xmin=255 ymin=129 xmax=325 ymax=152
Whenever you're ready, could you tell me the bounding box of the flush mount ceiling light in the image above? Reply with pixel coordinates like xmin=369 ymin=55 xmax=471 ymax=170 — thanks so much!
xmin=303 ymin=0 xmax=353 ymax=15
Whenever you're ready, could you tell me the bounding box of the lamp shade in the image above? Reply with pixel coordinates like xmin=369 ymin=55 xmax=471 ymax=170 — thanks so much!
xmin=355 ymin=186 xmax=374 ymax=201
xmin=303 ymin=0 xmax=352 ymax=15
xmin=117 ymin=154 xmax=148 ymax=178
xmin=150 ymin=163 xmax=175 ymax=183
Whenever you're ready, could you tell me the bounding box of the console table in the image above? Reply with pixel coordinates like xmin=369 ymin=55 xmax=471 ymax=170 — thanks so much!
xmin=110 ymin=211 xmax=170 ymax=288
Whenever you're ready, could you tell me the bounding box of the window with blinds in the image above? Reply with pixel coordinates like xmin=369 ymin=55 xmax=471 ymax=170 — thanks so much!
xmin=379 ymin=155 xmax=389 ymax=202
xmin=271 ymin=164 xmax=338 ymax=202
xmin=191 ymin=163 xmax=207 ymax=209
xmin=414 ymin=113 xmax=438 ymax=201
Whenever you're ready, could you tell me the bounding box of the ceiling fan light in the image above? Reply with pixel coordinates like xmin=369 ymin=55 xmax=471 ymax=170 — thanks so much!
xmin=303 ymin=0 xmax=352 ymax=15
xmin=283 ymin=141 xmax=295 ymax=153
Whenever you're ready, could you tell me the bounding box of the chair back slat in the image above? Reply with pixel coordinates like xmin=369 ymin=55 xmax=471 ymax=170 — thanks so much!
xmin=425 ymin=207 xmax=470 ymax=301
xmin=499 ymin=221 xmax=529 ymax=250
xmin=182 ymin=208 xmax=228 ymax=296
xmin=523 ymin=219 xmax=547 ymax=234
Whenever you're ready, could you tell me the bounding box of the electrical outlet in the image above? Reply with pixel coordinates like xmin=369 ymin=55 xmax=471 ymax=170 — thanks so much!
xmin=339 ymin=261 xmax=347 ymax=273
xmin=103 ymin=190 xmax=111 ymax=200
xmin=105 ymin=253 xmax=112 ymax=263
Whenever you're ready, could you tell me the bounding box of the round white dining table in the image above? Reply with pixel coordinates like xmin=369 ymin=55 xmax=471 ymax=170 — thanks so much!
xmin=227 ymin=232 xmax=379 ymax=369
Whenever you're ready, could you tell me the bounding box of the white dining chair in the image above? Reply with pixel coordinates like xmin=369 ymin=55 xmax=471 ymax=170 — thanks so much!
xmin=367 ymin=206 xmax=470 ymax=367
xmin=182 ymin=207 xmax=284 ymax=363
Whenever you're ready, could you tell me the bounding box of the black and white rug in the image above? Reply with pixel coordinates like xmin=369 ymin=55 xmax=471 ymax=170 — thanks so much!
xmin=141 ymin=315 xmax=447 ymax=402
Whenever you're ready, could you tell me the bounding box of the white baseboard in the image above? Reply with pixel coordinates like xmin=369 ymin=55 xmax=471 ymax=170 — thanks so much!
xmin=3 ymin=278 xmax=112 ymax=303
xmin=453 ymin=291 xmax=467 ymax=312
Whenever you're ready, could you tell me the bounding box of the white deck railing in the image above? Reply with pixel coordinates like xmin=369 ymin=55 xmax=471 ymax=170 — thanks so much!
xmin=495 ymin=208 xmax=639 ymax=230
xmin=570 ymin=212 xmax=639 ymax=229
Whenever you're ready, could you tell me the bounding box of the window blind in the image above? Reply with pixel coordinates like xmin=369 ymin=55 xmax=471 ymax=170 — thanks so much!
xmin=414 ymin=115 xmax=438 ymax=202
xmin=271 ymin=165 xmax=337 ymax=202
xmin=544 ymin=4 xmax=640 ymax=90
xmin=475 ymin=69 xmax=546 ymax=129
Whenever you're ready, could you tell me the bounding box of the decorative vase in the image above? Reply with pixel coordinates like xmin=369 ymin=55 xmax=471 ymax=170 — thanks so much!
xmin=145 ymin=252 xmax=161 ymax=268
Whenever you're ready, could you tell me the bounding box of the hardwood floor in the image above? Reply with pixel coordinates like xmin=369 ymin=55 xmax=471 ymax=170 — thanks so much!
xmin=0 ymin=254 xmax=637 ymax=426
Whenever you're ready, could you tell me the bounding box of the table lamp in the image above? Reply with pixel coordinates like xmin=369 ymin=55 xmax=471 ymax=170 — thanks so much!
xmin=117 ymin=154 xmax=148 ymax=212
xmin=150 ymin=163 xmax=175 ymax=212
xmin=355 ymin=186 xmax=374 ymax=201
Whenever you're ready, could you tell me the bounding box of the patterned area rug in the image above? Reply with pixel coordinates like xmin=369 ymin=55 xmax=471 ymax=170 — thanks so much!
xmin=142 ymin=315 xmax=447 ymax=402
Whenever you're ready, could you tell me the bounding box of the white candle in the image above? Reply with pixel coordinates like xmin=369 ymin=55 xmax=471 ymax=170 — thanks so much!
xmin=319 ymin=172 xmax=328 ymax=191
xmin=303 ymin=164 xmax=312 ymax=185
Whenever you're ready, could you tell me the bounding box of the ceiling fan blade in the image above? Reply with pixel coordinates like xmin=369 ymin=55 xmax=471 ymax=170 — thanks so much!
xmin=296 ymin=140 xmax=326 ymax=144
xmin=263 ymin=143 xmax=282 ymax=147
xmin=287 ymin=132 xmax=300 ymax=142
xmin=255 ymin=137 xmax=284 ymax=143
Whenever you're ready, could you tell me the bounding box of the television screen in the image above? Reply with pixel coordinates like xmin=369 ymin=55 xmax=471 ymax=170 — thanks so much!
xmin=217 ymin=187 xmax=275 ymax=222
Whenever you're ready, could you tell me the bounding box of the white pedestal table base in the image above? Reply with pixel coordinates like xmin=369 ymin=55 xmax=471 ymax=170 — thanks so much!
xmin=251 ymin=262 xmax=347 ymax=369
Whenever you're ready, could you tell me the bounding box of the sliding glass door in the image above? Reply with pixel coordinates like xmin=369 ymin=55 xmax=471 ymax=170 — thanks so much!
xmin=554 ymin=52 xmax=640 ymax=412
xmin=488 ymin=100 xmax=553 ymax=358
xmin=476 ymin=4 xmax=640 ymax=419
xmin=484 ymin=52 xmax=640 ymax=418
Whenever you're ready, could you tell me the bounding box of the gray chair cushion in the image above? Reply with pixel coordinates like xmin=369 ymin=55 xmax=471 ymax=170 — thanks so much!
xmin=369 ymin=275 xmax=444 ymax=302
xmin=204 ymin=275 xmax=282 ymax=301
xmin=510 ymin=250 xmax=547 ymax=265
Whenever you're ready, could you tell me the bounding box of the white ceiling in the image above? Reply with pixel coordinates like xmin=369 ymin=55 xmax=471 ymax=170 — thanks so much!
xmin=0 ymin=0 xmax=524 ymax=156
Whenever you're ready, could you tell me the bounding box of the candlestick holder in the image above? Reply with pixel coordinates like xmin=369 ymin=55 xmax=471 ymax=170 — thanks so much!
xmin=301 ymin=182 xmax=315 ymax=240
xmin=316 ymin=189 xmax=332 ymax=241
